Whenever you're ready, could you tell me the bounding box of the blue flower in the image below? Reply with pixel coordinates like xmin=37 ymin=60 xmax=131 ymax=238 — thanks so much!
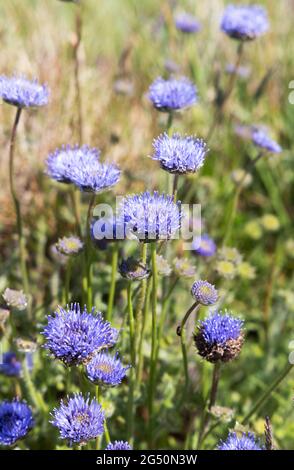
xmin=0 ymin=400 xmax=34 ymax=446
xmin=51 ymin=393 xmax=104 ymax=446
xmin=192 ymin=234 xmax=216 ymax=257
xmin=46 ymin=145 xmax=100 ymax=184
xmin=0 ymin=75 xmax=49 ymax=108
xmin=69 ymin=159 xmax=120 ymax=193
xmin=105 ymin=440 xmax=133 ymax=450
xmin=191 ymin=280 xmax=218 ymax=306
xmin=252 ymin=128 xmax=282 ymax=153
xmin=149 ymin=77 xmax=197 ymax=112
xmin=218 ymin=432 xmax=263 ymax=450
xmin=86 ymin=351 xmax=131 ymax=387
xmin=119 ymin=191 xmax=181 ymax=242
xmin=42 ymin=303 xmax=116 ymax=366
xmin=0 ymin=352 xmax=21 ymax=377
xmin=221 ymin=5 xmax=269 ymax=41
xmin=194 ymin=311 xmax=244 ymax=363
xmin=152 ymin=133 xmax=208 ymax=174
xmin=175 ymin=13 xmax=201 ymax=34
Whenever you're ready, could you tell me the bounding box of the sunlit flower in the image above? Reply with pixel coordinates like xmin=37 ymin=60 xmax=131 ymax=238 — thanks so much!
xmin=221 ymin=5 xmax=269 ymax=41
xmin=149 ymin=77 xmax=197 ymax=112
xmin=218 ymin=432 xmax=263 ymax=450
xmin=191 ymin=280 xmax=218 ymax=306
xmin=86 ymin=351 xmax=131 ymax=387
xmin=0 ymin=75 xmax=49 ymax=108
xmin=2 ymin=288 xmax=28 ymax=311
xmin=105 ymin=440 xmax=133 ymax=450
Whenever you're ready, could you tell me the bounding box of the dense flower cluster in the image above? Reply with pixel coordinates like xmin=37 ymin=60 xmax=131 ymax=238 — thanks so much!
xmin=0 ymin=400 xmax=34 ymax=446
xmin=0 ymin=75 xmax=49 ymax=108
xmin=149 ymin=77 xmax=197 ymax=112
xmin=218 ymin=432 xmax=263 ymax=450
xmin=221 ymin=4 xmax=269 ymax=41
xmin=106 ymin=440 xmax=133 ymax=450
xmin=86 ymin=351 xmax=131 ymax=387
xmin=191 ymin=280 xmax=218 ymax=306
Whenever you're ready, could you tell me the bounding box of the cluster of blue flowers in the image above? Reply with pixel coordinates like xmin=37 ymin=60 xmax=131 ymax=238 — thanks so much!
xmin=0 ymin=400 xmax=34 ymax=446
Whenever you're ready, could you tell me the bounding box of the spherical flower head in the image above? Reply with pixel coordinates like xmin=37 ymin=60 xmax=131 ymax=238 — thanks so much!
xmin=221 ymin=5 xmax=269 ymax=41
xmin=218 ymin=246 xmax=242 ymax=265
xmin=51 ymin=393 xmax=104 ymax=446
xmin=56 ymin=236 xmax=84 ymax=256
xmin=152 ymin=133 xmax=208 ymax=174
xmin=0 ymin=400 xmax=34 ymax=446
xmin=218 ymin=432 xmax=263 ymax=450
xmin=192 ymin=234 xmax=216 ymax=257
xmin=119 ymin=191 xmax=181 ymax=242
xmin=69 ymin=159 xmax=120 ymax=193
xmin=106 ymin=440 xmax=133 ymax=450
xmin=260 ymin=214 xmax=280 ymax=232
xmin=0 ymin=352 xmax=21 ymax=377
xmin=2 ymin=288 xmax=28 ymax=311
xmin=173 ymin=257 xmax=196 ymax=278
xmin=194 ymin=311 xmax=244 ymax=363
xmin=119 ymin=257 xmax=150 ymax=281
xmin=149 ymin=77 xmax=197 ymax=112
xmin=0 ymin=75 xmax=49 ymax=108
xmin=191 ymin=280 xmax=218 ymax=306
xmin=175 ymin=13 xmax=201 ymax=34
xmin=252 ymin=128 xmax=282 ymax=153
xmin=86 ymin=351 xmax=131 ymax=387
xmin=46 ymin=145 xmax=100 ymax=184
xmin=42 ymin=303 xmax=115 ymax=366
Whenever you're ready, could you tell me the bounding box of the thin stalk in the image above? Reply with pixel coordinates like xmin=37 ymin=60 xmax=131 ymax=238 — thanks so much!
xmin=148 ymin=242 xmax=158 ymax=445
xmin=176 ymin=302 xmax=199 ymax=337
xmin=135 ymin=243 xmax=148 ymax=351
xmin=106 ymin=243 xmax=119 ymax=322
xmin=95 ymin=385 xmax=101 ymax=450
xmin=22 ymin=358 xmax=48 ymax=415
xmin=84 ymin=194 xmax=95 ymax=308
xmin=8 ymin=107 xmax=30 ymax=313
xmin=127 ymin=281 xmax=135 ymax=444
xmin=137 ymin=277 xmax=152 ymax=384
xmin=64 ymin=258 xmax=72 ymax=304
xmin=172 ymin=174 xmax=179 ymax=200
xmin=70 ymin=188 xmax=81 ymax=237
xmin=242 ymin=363 xmax=293 ymax=425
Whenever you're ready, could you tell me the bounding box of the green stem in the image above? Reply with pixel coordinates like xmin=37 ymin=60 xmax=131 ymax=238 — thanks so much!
xmin=22 ymin=358 xmax=48 ymax=415
xmin=135 ymin=244 xmax=148 ymax=352
xmin=84 ymin=194 xmax=95 ymax=308
xmin=176 ymin=302 xmax=199 ymax=337
xmin=148 ymin=242 xmax=158 ymax=445
xmin=64 ymin=258 xmax=72 ymax=304
xmin=127 ymin=281 xmax=135 ymax=444
xmin=106 ymin=243 xmax=119 ymax=322
xmin=242 ymin=363 xmax=293 ymax=424
xmin=137 ymin=277 xmax=152 ymax=384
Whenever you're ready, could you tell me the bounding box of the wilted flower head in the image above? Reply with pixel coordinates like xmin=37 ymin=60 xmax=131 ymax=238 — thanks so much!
xmin=156 ymin=255 xmax=172 ymax=277
xmin=119 ymin=257 xmax=150 ymax=281
xmin=51 ymin=393 xmax=104 ymax=446
xmin=149 ymin=77 xmax=197 ymax=112
xmin=0 ymin=400 xmax=34 ymax=446
xmin=50 ymin=243 xmax=68 ymax=265
xmin=0 ymin=352 xmax=21 ymax=377
xmin=215 ymin=260 xmax=237 ymax=279
xmin=0 ymin=75 xmax=49 ymax=108
xmin=42 ymin=303 xmax=115 ymax=366
xmin=218 ymin=432 xmax=263 ymax=450
xmin=244 ymin=219 xmax=263 ymax=240
xmin=119 ymin=191 xmax=181 ymax=242
xmin=56 ymin=236 xmax=84 ymax=256
xmin=218 ymin=247 xmax=242 ymax=265
xmin=237 ymin=262 xmax=256 ymax=280
xmin=152 ymin=133 xmax=208 ymax=174
xmin=191 ymin=280 xmax=218 ymax=306
xmin=192 ymin=234 xmax=216 ymax=257
xmin=221 ymin=5 xmax=269 ymax=41
xmin=106 ymin=440 xmax=133 ymax=450
xmin=194 ymin=311 xmax=244 ymax=363
xmin=252 ymin=128 xmax=282 ymax=153
xmin=15 ymin=338 xmax=37 ymax=354
xmin=260 ymin=214 xmax=280 ymax=232
xmin=2 ymin=288 xmax=28 ymax=311
xmin=86 ymin=351 xmax=131 ymax=387
xmin=173 ymin=257 xmax=196 ymax=278
xmin=231 ymin=168 xmax=252 ymax=187
xmin=175 ymin=13 xmax=201 ymax=34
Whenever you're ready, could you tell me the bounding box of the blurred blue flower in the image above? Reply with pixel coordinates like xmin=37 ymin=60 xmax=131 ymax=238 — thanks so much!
xmin=42 ymin=303 xmax=116 ymax=366
xmin=192 ymin=234 xmax=216 ymax=257
xmin=194 ymin=311 xmax=244 ymax=363
xmin=86 ymin=351 xmax=131 ymax=387
xmin=152 ymin=133 xmax=208 ymax=174
xmin=218 ymin=432 xmax=263 ymax=450
xmin=0 ymin=352 xmax=21 ymax=377
xmin=221 ymin=5 xmax=269 ymax=41
xmin=191 ymin=280 xmax=218 ymax=306
xmin=0 ymin=75 xmax=49 ymax=108
xmin=106 ymin=440 xmax=133 ymax=450
xmin=51 ymin=393 xmax=104 ymax=446
xmin=175 ymin=13 xmax=201 ymax=34
xmin=252 ymin=128 xmax=282 ymax=153
xmin=119 ymin=191 xmax=181 ymax=242
xmin=0 ymin=400 xmax=34 ymax=446
xmin=149 ymin=77 xmax=197 ymax=112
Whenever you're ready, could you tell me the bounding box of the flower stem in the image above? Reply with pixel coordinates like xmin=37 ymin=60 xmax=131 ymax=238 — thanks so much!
xmin=106 ymin=243 xmax=119 ymax=322
xmin=63 ymin=258 xmax=72 ymax=304
xmin=137 ymin=276 xmax=152 ymax=384
xmin=8 ymin=107 xmax=31 ymax=316
xmin=148 ymin=242 xmax=158 ymax=445
xmin=22 ymin=358 xmax=48 ymax=415
xmin=135 ymin=243 xmax=148 ymax=353
xmin=127 ymin=281 xmax=135 ymax=444
xmin=84 ymin=194 xmax=95 ymax=308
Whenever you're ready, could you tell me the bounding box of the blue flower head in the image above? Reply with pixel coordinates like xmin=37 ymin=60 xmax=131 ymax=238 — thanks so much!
xmin=86 ymin=351 xmax=131 ymax=387
xmin=119 ymin=191 xmax=181 ymax=242
xmin=0 ymin=352 xmax=21 ymax=377
xmin=191 ymin=280 xmax=218 ymax=306
xmin=42 ymin=303 xmax=116 ymax=366
xmin=0 ymin=400 xmax=34 ymax=446
xmin=51 ymin=393 xmax=104 ymax=446
xmin=252 ymin=128 xmax=282 ymax=153
xmin=0 ymin=75 xmax=49 ymax=108
xmin=194 ymin=311 xmax=244 ymax=363
xmin=152 ymin=133 xmax=208 ymax=174
xmin=106 ymin=440 xmax=133 ymax=450
xmin=69 ymin=159 xmax=120 ymax=193
xmin=149 ymin=77 xmax=197 ymax=112
xmin=175 ymin=13 xmax=201 ymax=34
xmin=221 ymin=4 xmax=269 ymax=41
xmin=218 ymin=432 xmax=263 ymax=450
xmin=192 ymin=234 xmax=216 ymax=257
